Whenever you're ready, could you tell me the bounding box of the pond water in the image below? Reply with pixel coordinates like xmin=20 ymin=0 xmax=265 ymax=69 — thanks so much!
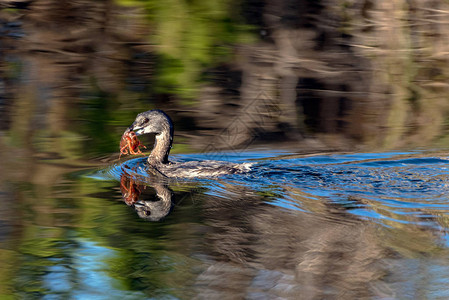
xmin=2 ymin=0 xmax=449 ymax=298
xmin=2 ymin=149 xmax=449 ymax=299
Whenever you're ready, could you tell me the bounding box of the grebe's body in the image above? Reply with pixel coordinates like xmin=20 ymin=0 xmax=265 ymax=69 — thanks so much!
xmin=125 ymin=110 xmax=251 ymax=178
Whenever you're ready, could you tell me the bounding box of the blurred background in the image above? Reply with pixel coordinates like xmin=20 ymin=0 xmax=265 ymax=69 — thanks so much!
xmin=2 ymin=0 xmax=449 ymax=161
xmin=2 ymin=0 xmax=449 ymax=298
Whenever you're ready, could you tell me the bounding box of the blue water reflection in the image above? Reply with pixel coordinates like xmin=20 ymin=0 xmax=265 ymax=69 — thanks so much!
xmin=41 ymin=238 xmax=151 ymax=300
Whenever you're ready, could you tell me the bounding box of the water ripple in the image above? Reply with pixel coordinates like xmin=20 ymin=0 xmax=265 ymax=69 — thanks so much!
xmin=88 ymin=150 xmax=449 ymax=230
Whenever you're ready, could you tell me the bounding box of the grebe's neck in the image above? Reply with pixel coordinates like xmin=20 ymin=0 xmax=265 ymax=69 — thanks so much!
xmin=148 ymin=124 xmax=173 ymax=165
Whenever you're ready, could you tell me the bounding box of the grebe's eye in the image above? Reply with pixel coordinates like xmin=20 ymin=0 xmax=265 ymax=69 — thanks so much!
xmin=142 ymin=118 xmax=149 ymax=125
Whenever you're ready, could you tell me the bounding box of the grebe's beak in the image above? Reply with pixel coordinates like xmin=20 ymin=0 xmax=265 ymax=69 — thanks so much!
xmin=134 ymin=127 xmax=145 ymax=136
xmin=127 ymin=123 xmax=144 ymax=136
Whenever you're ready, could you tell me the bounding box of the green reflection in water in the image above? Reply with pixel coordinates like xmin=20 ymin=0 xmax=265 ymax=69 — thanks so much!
xmin=3 ymin=173 xmax=204 ymax=299
xmin=115 ymin=0 xmax=255 ymax=100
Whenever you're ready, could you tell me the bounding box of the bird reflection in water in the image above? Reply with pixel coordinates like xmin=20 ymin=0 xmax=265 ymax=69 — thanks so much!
xmin=119 ymin=170 xmax=173 ymax=222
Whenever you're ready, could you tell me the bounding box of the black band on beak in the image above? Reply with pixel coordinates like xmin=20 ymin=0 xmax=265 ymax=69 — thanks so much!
xmin=126 ymin=125 xmax=134 ymax=133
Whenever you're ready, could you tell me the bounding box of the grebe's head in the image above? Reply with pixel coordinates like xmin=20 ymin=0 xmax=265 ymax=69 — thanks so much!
xmin=128 ymin=109 xmax=173 ymax=136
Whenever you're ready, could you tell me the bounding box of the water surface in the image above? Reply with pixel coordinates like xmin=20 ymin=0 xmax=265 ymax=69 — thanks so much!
xmin=2 ymin=1 xmax=449 ymax=298
xmin=2 ymin=149 xmax=449 ymax=299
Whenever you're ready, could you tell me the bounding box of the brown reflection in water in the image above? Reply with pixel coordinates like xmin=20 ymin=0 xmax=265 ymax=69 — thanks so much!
xmin=0 ymin=0 xmax=153 ymax=160
xmin=195 ymin=185 xmax=389 ymax=299
xmin=191 ymin=182 xmax=449 ymax=299
xmin=113 ymin=172 xmax=448 ymax=298
xmin=2 ymin=0 xmax=449 ymax=156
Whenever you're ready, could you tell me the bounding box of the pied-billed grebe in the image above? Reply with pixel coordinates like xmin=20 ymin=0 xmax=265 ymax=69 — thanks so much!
xmin=124 ymin=109 xmax=251 ymax=178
